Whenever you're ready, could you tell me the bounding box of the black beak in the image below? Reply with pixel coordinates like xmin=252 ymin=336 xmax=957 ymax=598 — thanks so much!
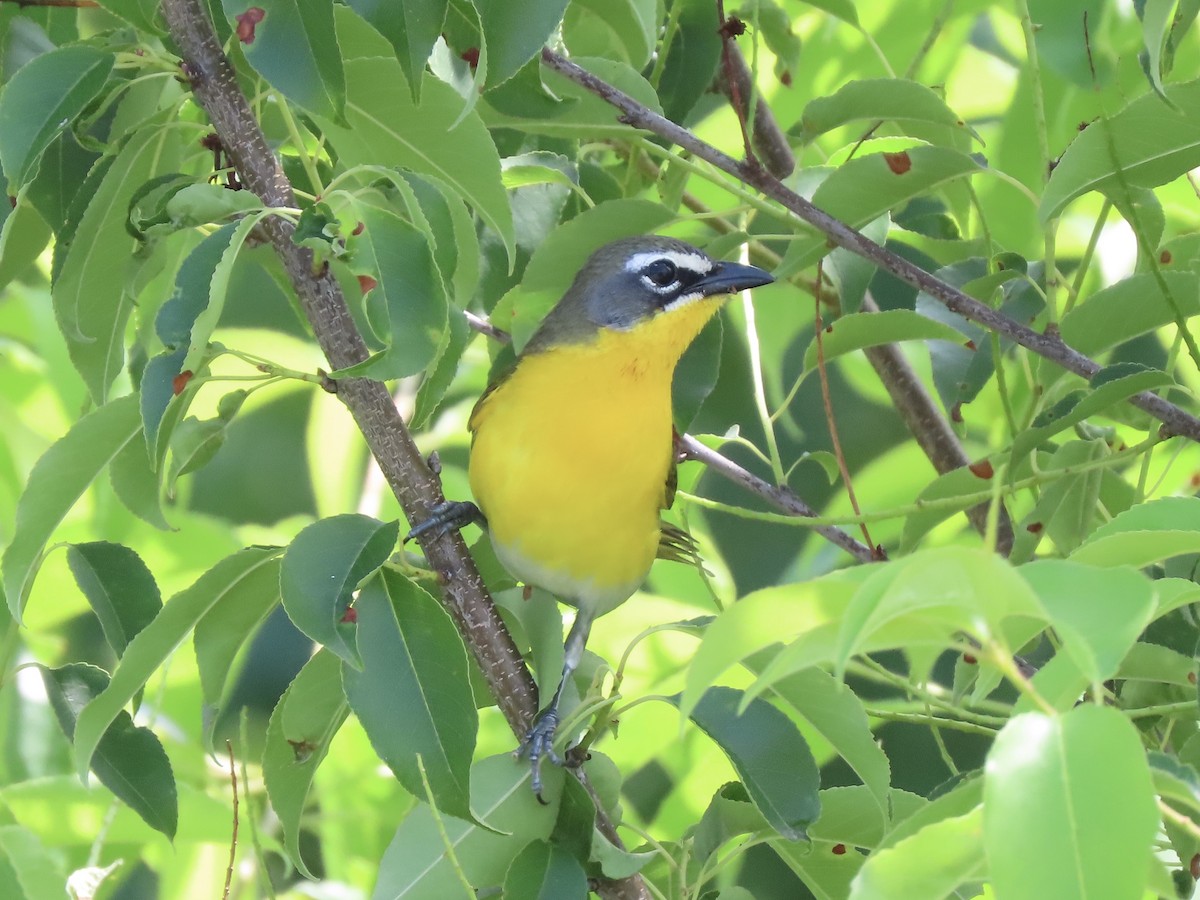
xmin=695 ymin=260 xmax=775 ymax=296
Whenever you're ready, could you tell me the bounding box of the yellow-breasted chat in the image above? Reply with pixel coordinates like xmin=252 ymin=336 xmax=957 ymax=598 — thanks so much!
xmin=410 ymin=235 xmax=774 ymax=797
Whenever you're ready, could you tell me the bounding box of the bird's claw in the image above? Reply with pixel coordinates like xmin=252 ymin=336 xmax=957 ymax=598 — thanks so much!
xmin=517 ymin=707 xmax=562 ymax=804
xmin=404 ymin=501 xmax=486 ymax=544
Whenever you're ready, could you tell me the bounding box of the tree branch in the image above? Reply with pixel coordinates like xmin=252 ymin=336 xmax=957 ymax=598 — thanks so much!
xmin=158 ymin=3 xmax=644 ymax=896
xmin=541 ymin=49 xmax=1200 ymax=445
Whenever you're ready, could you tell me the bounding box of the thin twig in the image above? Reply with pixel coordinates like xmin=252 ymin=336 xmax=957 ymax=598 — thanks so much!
xmin=678 ymin=434 xmax=879 ymax=561
xmin=541 ymin=48 xmax=1200 ymax=445
xmin=813 ymin=262 xmax=874 ymax=550
xmin=223 ymin=741 xmax=238 ymax=900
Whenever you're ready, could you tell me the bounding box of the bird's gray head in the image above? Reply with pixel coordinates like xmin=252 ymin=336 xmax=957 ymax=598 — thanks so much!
xmin=524 ymin=236 xmax=774 ymax=353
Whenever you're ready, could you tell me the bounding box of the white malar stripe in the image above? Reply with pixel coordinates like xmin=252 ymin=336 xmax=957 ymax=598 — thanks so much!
xmin=662 ymin=291 xmax=703 ymax=312
xmin=623 ymin=249 xmax=714 ymax=275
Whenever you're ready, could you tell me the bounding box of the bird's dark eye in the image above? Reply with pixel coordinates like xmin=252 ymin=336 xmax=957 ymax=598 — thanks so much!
xmin=642 ymin=259 xmax=678 ymax=287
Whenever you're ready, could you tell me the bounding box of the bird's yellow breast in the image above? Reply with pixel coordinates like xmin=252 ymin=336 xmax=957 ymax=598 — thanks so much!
xmin=468 ymin=298 xmax=722 ymax=613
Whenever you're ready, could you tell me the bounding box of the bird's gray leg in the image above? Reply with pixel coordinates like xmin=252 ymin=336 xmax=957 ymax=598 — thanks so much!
xmin=519 ymin=606 xmax=596 ymax=803
xmin=404 ymin=501 xmax=487 ymax=544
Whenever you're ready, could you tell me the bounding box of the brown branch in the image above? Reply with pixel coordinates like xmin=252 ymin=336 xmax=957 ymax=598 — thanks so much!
xmin=158 ymin=3 xmax=644 ymax=897
xmin=542 ymin=48 xmax=1200 ymax=445
xmin=713 ymin=28 xmax=795 ymax=178
xmin=859 ymin=296 xmax=1015 ymax=555
xmin=0 ymin=0 xmax=98 ymax=6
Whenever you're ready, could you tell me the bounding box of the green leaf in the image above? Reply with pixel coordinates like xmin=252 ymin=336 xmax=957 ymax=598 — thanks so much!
xmin=411 ymin=308 xmax=472 ymax=429
xmin=280 ymin=514 xmax=399 ymax=665
xmin=0 ymin=826 xmax=66 ymax=900
xmin=1142 ymin=0 xmax=1171 ymax=99
xmin=564 ymin=0 xmax=656 ymax=70
xmin=656 ymin=0 xmax=722 ymax=123
xmin=690 ymin=782 xmax=771 ymax=864
xmin=484 ymin=56 xmax=663 ymax=139
xmin=262 ymin=649 xmax=348 ymax=879
xmin=373 ymin=754 xmax=560 ymax=899
xmin=344 ymin=0 xmax=448 ymax=102
xmin=321 ymin=55 xmax=514 ymax=262
xmin=0 ymin=46 xmax=113 ymax=190
xmin=1041 ymin=80 xmax=1200 ymax=221
xmin=1010 ymin=366 xmax=1173 ymax=462
xmin=474 ymin=0 xmax=570 ymax=86
xmin=3 ymin=394 xmax=142 ymax=622
xmin=182 ymin=212 xmax=271 ymax=372
xmin=779 ymin=146 xmax=981 ymax=277
xmin=1118 ymin=642 xmax=1196 ymax=687
xmin=758 ymin=666 xmax=891 ymax=822
xmin=109 ymin=429 xmax=171 ymax=530
xmin=878 ymin=776 xmax=982 ymax=851
xmin=1149 ymin=751 xmax=1200 ymax=816
xmin=160 ymin=182 xmax=264 ymax=232
xmin=827 ymin=215 xmax=890 ymax=315
xmin=848 ymin=807 xmax=983 ymax=899
xmin=194 ymin=557 xmax=281 ymax=716
xmin=502 ymin=840 xmax=589 ymax=899
xmin=901 ymin=464 xmax=994 ymax=552
xmin=793 ymin=79 xmax=981 ymax=149
xmin=431 ymin=0 xmax=488 ymax=117
xmin=0 ymin=190 xmax=52 ymax=290
xmin=801 ymin=309 xmax=965 ymax=375
xmin=683 ymin=687 xmax=821 ymax=840
xmin=72 ymin=546 xmax=283 ymax=780
xmin=833 ymin=547 xmax=1042 ymax=676
xmin=1021 ymin=560 xmax=1155 ymax=684
xmin=342 ymin=569 xmax=479 ymax=823
xmin=984 ymin=706 xmax=1159 ymax=900
xmin=223 ymin=0 xmax=346 ymax=122
xmin=66 ymin=542 xmax=162 ymax=658
xmin=53 ymin=121 xmax=184 ymax=402
xmin=1071 ymin=496 xmax=1200 ymax=567
xmin=1059 ymin=271 xmax=1200 ymax=357
xmin=799 ymin=0 xmax=858 ymax=24
xmin=339 ymin=202 xmax=448 ymax=379
xmin=40 ymin=663 xmax=177 ymax=839
xmin=679 ymin=572 xmax=869 ymax=721
xmin=94 ymin=0 xmax=162 ymax=32
xmin=165 ymin=389 xmax=248 ymax=492
xmin=155 ymin=224 xmax=239 ymax=350
xmin=138 ymin=349 xmax=184 ymax=461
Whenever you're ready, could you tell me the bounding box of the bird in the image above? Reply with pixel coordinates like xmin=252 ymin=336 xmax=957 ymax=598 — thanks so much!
xmin=411 ymin=235 xmax=774 ymax=798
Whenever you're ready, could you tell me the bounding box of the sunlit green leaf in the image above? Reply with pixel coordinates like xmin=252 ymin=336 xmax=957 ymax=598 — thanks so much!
xmin=72 ymin=546 xmax=283 ymax=780
xmin=3 ymin=394 xmax=142 ymax=622
xmin=984 ymin=706 xmax=1158 ymax=900
xmin=343 ymin=569 xmax=479 ymax=823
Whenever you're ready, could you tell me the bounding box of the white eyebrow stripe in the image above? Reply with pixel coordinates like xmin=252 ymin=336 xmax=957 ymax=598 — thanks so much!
xmin=624 ymin=250 xmax=714 ymax=275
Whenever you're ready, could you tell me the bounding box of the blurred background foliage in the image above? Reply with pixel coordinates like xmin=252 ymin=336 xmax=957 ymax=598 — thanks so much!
xmin=1 ymin=0 xmax=1200 ymax=897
